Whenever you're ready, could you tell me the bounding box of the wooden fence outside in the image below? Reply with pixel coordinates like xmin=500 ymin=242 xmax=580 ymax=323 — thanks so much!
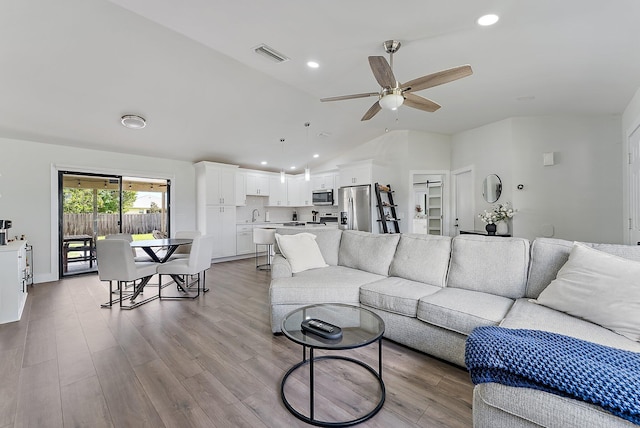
xmin=63 ymin=213 xmax=165 ymax=236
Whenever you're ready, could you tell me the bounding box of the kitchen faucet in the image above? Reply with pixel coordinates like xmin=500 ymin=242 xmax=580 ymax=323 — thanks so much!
xmin=251 ymin=209 xmax=260 ymax=222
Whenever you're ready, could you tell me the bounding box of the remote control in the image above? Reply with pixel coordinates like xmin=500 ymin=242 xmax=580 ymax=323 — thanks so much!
xmin=301 ymin=318 xmax=343 ymax=340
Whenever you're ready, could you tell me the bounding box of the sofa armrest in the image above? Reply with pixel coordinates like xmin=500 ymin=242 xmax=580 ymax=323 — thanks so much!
xmin=271 ymin=254 xmax=292 ymax=278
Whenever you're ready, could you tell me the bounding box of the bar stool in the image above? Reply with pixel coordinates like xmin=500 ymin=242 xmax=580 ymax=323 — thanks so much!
xmin=253 ymin=228 xmax=276 ymax=270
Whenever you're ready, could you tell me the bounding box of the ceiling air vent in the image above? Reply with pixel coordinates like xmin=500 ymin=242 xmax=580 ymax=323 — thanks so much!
xmin=254 ymin=44 xmax=290 ymax=63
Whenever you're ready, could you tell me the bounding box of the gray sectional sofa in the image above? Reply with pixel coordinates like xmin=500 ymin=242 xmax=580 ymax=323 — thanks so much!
xmin=269 ymin=228 xmax=640 ymax=427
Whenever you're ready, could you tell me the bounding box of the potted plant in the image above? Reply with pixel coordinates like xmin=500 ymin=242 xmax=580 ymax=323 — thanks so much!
xmin=478 ymin=202 xmax=517 ymax=235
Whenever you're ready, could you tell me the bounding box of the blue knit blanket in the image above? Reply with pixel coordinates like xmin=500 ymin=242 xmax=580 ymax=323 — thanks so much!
xmin=465 ymin=326 xmax=640 ymax=425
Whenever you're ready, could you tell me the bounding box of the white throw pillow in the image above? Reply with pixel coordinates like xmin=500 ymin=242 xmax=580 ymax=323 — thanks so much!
xmin=275 ymin=233 xmax=328 ymax=273
xmin=534 ymin=242 xmax=640 ymax=341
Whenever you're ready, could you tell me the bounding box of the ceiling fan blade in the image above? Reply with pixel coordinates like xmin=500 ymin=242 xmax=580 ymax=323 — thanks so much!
xmin=320 ymin=92 xmax=379 ymax=102
xmin=368 ymin=56 xmax=397 ymax=88
xmin=402 ymin=65 xmax=473 ymax=93
xmin=404 ymin=93 xmax=441 ymax=112
xmin=361 ymin=101 xmax=382 ymax=121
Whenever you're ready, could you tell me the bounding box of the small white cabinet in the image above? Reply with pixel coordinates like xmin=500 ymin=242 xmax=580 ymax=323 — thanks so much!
xmin=0 ymin=241 xmax=29 ymax=324
xmin=287 ymin=177 xmax=312 ymax=207
xmin=246 ymin=173 xmax=270 ymax=196
xmin=311 ymin=173 xmax=335 ymax=191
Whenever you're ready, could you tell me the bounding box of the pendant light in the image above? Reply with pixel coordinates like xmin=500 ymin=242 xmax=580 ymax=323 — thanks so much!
xmin=304 ymin=122 xmax=311 ymax=181
xmin=280 ymin=138 xmax=286 ymax=183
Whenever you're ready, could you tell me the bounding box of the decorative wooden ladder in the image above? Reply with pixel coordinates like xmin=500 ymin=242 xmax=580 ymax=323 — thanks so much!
xmin=375 ymin=183 xmax=400 ymax=233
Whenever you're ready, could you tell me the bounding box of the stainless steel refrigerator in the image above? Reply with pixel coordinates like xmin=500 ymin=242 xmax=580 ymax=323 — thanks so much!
xmin=338 ymin=185 xmax=371 ymax=232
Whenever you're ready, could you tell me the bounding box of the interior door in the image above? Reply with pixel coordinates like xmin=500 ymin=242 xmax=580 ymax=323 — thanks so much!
xmin=629 ymin=126 xmax=640 ymax=245
xmin=453 ymin=168 xmax=474 ymax=235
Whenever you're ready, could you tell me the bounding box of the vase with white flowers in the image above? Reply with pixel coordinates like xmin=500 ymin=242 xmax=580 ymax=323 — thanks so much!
xmin=478 ymin=202 xmax=517 ymax=235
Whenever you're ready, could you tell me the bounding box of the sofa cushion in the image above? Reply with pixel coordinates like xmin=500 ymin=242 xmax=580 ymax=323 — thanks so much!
xmin=534 ymin=243 xmax=640 ymax=341
xmin=526 ymin=237 xmax=640 ymax=299
xmin=389 ymin=234 xmax=451 ymax=287
xmin=360 ymin=277 xmax=441 ymax=317
xmin=274 ymin=232 xmax=328 ymax=273
xmin=447 ymin=235 xmax=530 ymax=299
xmin=269 ymin=265 xmax=385 ymax=305
xmin=338 ymin=230 xmax=400 ymax=276
xmin=501 ymin=299 xmax=640 ymax=353
xmin=417 ymin=288 xmax=514 ymax=336
xmin=275 ymin=228 xmax=342 ymax=266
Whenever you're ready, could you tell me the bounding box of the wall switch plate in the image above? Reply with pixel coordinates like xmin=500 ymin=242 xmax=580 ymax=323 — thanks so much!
xmin=543 ymin=152 xmax=555 ymax=166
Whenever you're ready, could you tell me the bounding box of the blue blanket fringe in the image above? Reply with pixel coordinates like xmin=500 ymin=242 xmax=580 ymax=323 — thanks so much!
xmin=465 ymin=326 xmax=640 ymax=425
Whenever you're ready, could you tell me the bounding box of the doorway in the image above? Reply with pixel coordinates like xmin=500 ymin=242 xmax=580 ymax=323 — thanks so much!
xmin=58 ymin=172 xmax=170 ymax=277
xmin=629 ymin=125 xmax=640 ymax=245
xmin=452 ymin=167 xmax=474 ymax=236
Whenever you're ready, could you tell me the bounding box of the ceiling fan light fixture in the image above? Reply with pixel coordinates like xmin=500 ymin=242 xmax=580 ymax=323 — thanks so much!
xmin=379 ymin=93 xmax=404 ymax=111
xmin=121 ymin=115 xmax=146 ymax=129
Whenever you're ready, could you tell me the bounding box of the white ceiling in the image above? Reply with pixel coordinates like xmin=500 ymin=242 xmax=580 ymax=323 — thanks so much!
xmin=1 ymin=1 xmax=639 ymax=172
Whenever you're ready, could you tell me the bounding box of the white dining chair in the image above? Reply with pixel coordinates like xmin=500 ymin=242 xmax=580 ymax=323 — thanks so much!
xmin=168 ymin=230 xmax=201 ymax=260
xmin=157 ymin=234 xmax=214 ymax=299
xmin=105 ymin=233 xmax=153 ymax=261
xmin=96 ymin=238 xmax=159 ymax=309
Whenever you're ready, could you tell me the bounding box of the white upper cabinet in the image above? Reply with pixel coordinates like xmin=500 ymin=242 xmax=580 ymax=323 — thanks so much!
xmin=268 ymin=176 xmax=287 ymax=206
xmin=338 ymin=161 xmax=372 ymax=187
xmin=311 ymin=173 xmax=335 ymax=191
xmin=287 ymin=176 xmax=312 ymax=207
xmin=195 ymin=161 xmax=238 ymax=206
xmin=246 ymin=173 xmax=270 ymax=196
xmin=235 ymin=172 xmax=246 ymax=206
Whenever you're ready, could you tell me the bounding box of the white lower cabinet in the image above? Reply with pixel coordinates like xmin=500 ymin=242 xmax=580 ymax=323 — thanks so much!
xmin=205 ymin=206 xmax=237 ymax=258
xmin=0 ymin=241 xmax=28 ymax=324
xmin=236 ymin=225 xmax=254 ymax=255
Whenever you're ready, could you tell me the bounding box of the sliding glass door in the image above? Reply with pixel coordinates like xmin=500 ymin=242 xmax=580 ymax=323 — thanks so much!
xmin=58 ymin=172 xmax=170 ymax=277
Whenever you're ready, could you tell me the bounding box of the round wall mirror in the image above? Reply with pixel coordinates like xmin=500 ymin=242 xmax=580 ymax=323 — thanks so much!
xmin=483 ymin=174 xmax=502 ymax=203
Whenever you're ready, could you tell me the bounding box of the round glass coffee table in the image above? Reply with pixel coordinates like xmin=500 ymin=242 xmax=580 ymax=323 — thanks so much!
xmin=280 ymin=303 xmax=385 ymax=427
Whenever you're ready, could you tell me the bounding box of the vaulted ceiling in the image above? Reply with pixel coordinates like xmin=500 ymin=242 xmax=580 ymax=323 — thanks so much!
xmin=1 ymin=1 xmax=639 ymax=172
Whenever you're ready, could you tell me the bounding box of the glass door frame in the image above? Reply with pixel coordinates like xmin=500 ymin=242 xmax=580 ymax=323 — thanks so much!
xmin=58 ymin=171 xmax=123 ymax=277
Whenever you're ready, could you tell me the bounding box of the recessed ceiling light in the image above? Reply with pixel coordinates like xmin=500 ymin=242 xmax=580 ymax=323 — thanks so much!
xmin=313 ymin=154 xmax=319 ymax=158
xmin=307 ymin=61 xmax=319 ymax=68
xmin=260 ymin=161 xmax=267 ymax=165
xmin=121 ymin=115 xmax=146 ymax=129
xmin=290 ymin=166 xmax=296 ymax=170
xmin=477 ymin=14 xmax=499 ymax=26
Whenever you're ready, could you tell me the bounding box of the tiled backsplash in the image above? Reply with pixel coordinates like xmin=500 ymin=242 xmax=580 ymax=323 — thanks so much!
xmin=236 ymin=196 xmax=338 ymax=223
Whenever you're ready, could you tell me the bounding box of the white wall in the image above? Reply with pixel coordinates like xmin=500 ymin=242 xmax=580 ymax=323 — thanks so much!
xmin=451 ymin=115 xmax=623 ymax=243
xmin=0 ymin=137 xmax=195 ymax=283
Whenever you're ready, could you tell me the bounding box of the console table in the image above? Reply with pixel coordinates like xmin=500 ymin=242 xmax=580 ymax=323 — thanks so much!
xmin=460 ymin=230 xmax=511 ymax=237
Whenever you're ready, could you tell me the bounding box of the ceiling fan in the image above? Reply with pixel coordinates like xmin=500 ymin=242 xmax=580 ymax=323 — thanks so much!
xmin=320 ymin=40 xmax=473 ymax=121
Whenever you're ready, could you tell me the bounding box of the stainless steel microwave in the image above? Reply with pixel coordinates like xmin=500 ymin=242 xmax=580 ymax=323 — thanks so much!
xmin=312 ymin=189 xmax=334 ymax=205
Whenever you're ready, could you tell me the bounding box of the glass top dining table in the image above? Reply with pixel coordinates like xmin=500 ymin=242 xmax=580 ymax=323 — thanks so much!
xmin=130 ymin=238 xmax=192 ymax=263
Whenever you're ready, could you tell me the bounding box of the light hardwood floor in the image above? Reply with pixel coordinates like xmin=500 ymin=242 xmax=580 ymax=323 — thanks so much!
xmin=0 ymin=259 xmax=473 ymax=427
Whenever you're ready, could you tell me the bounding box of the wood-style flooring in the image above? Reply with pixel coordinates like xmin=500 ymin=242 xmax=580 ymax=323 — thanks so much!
xmin=0 ymin=258 xmax=473 ymax=427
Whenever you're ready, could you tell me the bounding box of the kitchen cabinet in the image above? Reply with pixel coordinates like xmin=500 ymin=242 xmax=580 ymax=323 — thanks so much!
xmin=338 ymin=161 xmax=372 ymax=187
xmin=311 ymin=173 xmax=335 ymax=191
xmin=235 ymin=172 xmax=246 ymax=206
xmin=246 ymin=173 xmax=270 ymax=196
xmin=0 ymin=241 xmax=29 ymax=324
xmin=195 ymin=161 xmax=238 ymax=206
xmin=268 ymin=176 xmax=287 ymax=206
xmin=205 ymin=206 xmax=236 ymax=258
xmin=287 ymin=177 xmax=312 ymax=207
xmin=236 ymin=224 xmax=254 ymax=255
